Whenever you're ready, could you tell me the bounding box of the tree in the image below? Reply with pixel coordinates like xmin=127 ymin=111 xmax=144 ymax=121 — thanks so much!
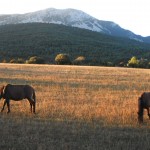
xmin=55 ymin=54 xmax=71 ymax=65
xmin=127 ymin=56 xmax=139 ymax=67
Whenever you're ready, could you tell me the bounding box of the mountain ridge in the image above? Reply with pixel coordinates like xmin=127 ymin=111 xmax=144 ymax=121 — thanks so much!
xmin=0 ymin=8 xmax=149 ymax=43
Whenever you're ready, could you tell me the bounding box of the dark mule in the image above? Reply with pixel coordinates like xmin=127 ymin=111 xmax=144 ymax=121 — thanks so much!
xmin=138 ymin=92 xmax=150 ymax=123
xmin=0 ymin=84 xmax=36 ymax=113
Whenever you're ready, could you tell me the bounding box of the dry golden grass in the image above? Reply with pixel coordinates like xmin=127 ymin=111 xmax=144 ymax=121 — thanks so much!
xmin=1 ymin=64 xmax=150 ymax=149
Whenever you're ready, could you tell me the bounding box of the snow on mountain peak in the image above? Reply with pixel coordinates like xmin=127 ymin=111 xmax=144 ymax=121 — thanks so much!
xmin=0 ymin=8 xmax=147 ymax=42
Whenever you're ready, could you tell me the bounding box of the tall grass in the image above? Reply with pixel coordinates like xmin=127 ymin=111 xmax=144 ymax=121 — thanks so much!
xmin=0 ymin=64 xmax=150 ymax=149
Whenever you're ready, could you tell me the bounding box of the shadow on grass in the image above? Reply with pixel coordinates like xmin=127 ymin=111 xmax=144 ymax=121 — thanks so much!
xmin=0 ymin=115 xmax=150 ymax=150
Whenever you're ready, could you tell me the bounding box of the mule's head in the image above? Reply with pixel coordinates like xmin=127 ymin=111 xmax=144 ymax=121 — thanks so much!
xmin=137 ymin=111 xmax=143 ymax=123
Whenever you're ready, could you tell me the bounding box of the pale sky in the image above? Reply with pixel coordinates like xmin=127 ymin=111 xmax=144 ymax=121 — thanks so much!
xmin=0 ymin=0 xmax=150 ymax=37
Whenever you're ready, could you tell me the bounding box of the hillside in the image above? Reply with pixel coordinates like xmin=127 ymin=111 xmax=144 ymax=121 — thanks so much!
xmin=0 ymin=23 xmax=150 ymax=65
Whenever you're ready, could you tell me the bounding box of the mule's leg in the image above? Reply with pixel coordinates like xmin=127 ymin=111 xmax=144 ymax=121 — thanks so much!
xmin=28 ymin=99 xmax=35 ymax=113
xmin=147 ymin=108 xmax=150 ymax=119
xmin=27 ymin=100 xmax=32 ymax=113
xmin=6 ymin=99 xmax=10 ymax=113
xmin=33 ymin=101 xmax=36 ymax=114
xmin=30 ymin=102 xmax=32 ymax=113
xmin=1 ymin=99 xmax=6 ymax=112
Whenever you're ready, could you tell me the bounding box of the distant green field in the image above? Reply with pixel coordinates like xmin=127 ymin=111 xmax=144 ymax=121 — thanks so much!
xmin=0 ymin=64 xmax=150 ymax=149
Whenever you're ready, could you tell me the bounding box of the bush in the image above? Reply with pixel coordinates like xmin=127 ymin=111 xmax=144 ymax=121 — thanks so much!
xmin=10 ymin=59 xmax=16 ymax=63
xmin=127 ymin=56 xmax=139 ymax=68
xmin=73 ymin=56 xmax=86 ymax=65
xmin=9 ymin=58 xmax=25 ymax=63
xmin=26 ymin=56 xmax=45 ymax=64
xmin=55 ymin=54 xmax=71 ymax=65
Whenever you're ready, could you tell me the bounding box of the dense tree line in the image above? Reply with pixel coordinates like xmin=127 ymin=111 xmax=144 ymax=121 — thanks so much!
xmin=0 ymin=23 xmax=150 ymax=68
xmin=3 ymin=54 xmax=150 ymax=69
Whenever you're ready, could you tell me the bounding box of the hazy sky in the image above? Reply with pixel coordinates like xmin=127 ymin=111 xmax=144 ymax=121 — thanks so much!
xmin=0 ymin=0 xmax=149 ymax=36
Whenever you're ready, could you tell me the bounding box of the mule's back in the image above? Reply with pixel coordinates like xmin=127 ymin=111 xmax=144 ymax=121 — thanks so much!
xmin=4 ymin=84 xmax=34 ymax=100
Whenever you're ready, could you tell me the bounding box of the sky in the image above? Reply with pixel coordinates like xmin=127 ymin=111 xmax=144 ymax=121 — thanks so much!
xmin=0 ymin=0 xmax=150 ymax=37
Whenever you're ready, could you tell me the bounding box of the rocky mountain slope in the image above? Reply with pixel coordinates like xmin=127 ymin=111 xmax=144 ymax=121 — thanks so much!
xmin=0 ymin=8 xmax=150 ymax=43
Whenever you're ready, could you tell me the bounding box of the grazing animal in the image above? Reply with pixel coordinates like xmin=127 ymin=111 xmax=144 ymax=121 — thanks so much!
xmin=0 ymin=84 xmax=36 ymax=113
xmin=138 ymin=92 xmax=150 ymax=123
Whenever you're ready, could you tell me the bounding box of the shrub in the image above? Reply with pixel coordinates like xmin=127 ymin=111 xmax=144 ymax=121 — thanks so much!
xmin=10 ymin=59 xmax=16 ymax=63
xmin=26 ymin=56 xmax=45 ymax=64
xmin=9 ymin=58 xmax=25 ymax=64
xmin=73 ymin=56 xmax=86 ymax=65
xmin=127 ymin=56 xmax=139 ymax=68
xmin=55 ymin=54 xmax=71 ymax=65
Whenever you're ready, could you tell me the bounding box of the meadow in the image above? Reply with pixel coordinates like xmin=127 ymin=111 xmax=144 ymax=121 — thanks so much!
xmin=0 ymin=64 xmax=150 ymax=150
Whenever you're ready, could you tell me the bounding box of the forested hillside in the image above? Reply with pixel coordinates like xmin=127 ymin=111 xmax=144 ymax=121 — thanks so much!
xmin=0 ymin=23 xmax=150 ymax=66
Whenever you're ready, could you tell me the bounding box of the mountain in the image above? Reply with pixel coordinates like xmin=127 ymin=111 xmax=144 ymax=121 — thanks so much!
xmin=0 ymin=8 xmax=149 ymax=43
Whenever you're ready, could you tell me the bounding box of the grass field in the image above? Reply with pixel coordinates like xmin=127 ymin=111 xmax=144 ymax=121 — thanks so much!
xmin=0 ymin=64 xmax=150 ymax=150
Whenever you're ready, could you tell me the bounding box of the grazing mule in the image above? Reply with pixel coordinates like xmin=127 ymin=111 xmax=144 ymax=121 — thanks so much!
xmin=0 ymin=84 xmax=36 ymax=113
xmin=138 ymin=92 xmax=150 ymax=123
